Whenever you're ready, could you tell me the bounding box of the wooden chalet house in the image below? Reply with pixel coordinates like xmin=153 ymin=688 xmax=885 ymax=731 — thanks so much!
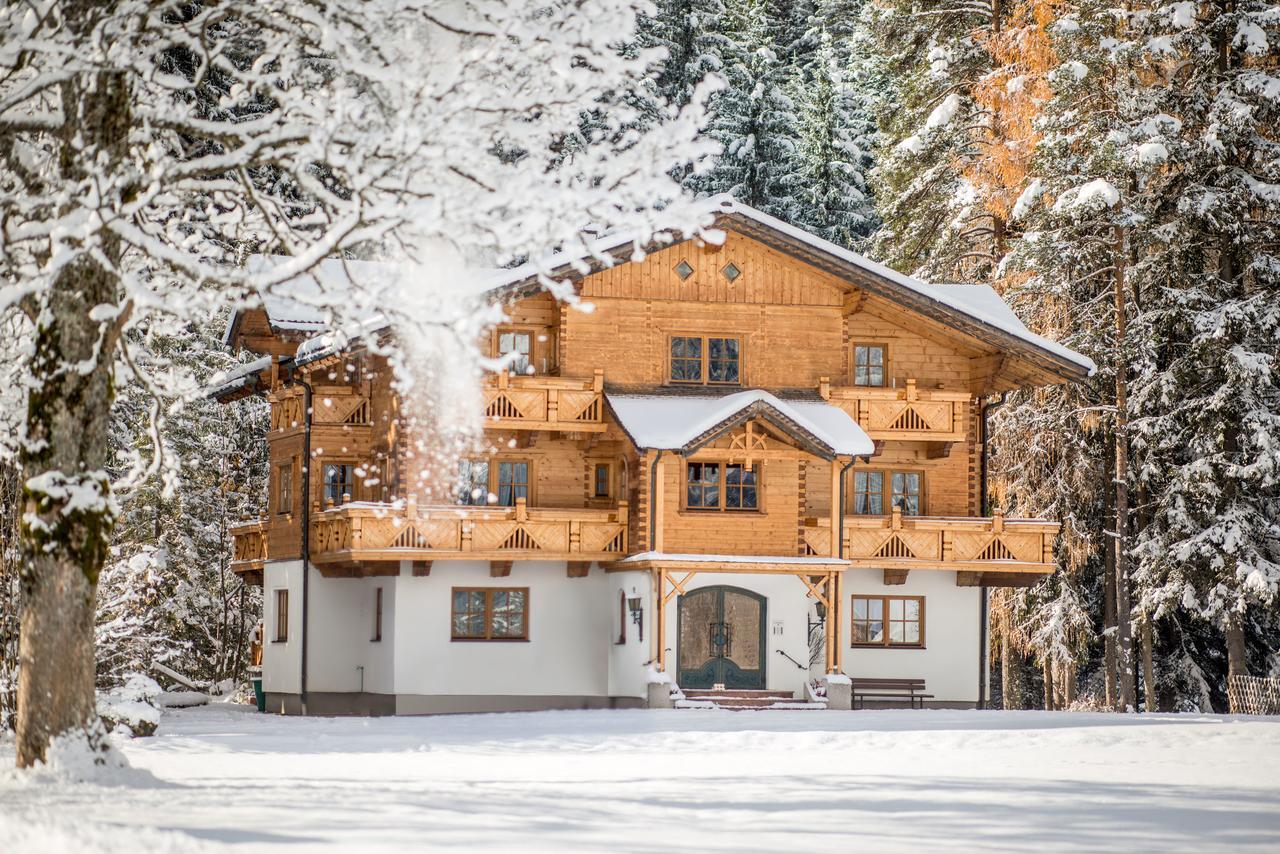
xmin=214 ymin=196 xmax=1093 ymax=715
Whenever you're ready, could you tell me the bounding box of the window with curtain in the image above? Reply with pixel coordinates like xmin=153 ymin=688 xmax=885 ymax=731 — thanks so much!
xmin=496 ymin=461 xmax=529 ymax=506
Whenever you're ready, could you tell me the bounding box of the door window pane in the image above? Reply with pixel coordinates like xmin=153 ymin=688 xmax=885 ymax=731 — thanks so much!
xmin=496 ymin=462 xmax=529 ymax=506
xmin=855 ymin=345 xmax=886 ymax=387
xmin=708 ymin=338 xmax=740 ymax=384
xmin=852 ymin=470 xmax=884 ymax=515
xmin=686 ymin=462 xmax=720 ymax=509
xmin=670 ymin=336 xmax=703 ymax=382
xmin=456 ymin=460 xmax=490 ymax=505
xmin=499 ymin=330 xmax=532 ymax=375
xmin=891 ymin=472 xmax=922 ymax=515
xmin=322 ymin=463 xmax=354 ymax=505
xmin=724 ymin=464 xmax=757 ymax=509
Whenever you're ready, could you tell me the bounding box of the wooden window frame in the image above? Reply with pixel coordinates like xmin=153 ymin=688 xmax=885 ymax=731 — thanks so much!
xmin=273 ymin=589 xmax=289 ymax=643
xmin=493 ymin=458 xmax=533 ymax=507
xmin=682 ymin=461 xmax=762 ymax=513
xmin=590 ymin=460 xmax=614 ymax=501
xmin=493 ymin=324 xmax=553 ymax=375
xmin=321 ymin=462 xmax=356 ymax=506
xmin=450 ymin=587 xmax=530 ymax=642
xmin=275 ymin=461 xmax=293 ymax=516
xmin=845 ymin=468 xmax=926 ymax=516
xmin=372 ymin=587 xmax=383 ymax=642
xmin=852 ymin=342 xmax=889 ymax=388
xmin=850 ymin=594 xmax=925 ymax=648
xmin=456 ymin=458 xmax=491 ymax=506
xmin=849 ymin=469 xmax=884 ymax=516
xmin=667 ymin=333 xmax=743 ymax=386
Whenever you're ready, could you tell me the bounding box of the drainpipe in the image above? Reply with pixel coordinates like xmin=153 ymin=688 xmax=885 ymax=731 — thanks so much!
xmin=287 ymin=363 xmax=314 ymax=716
xmin=977 ymin=392 xmax=1009 ymax=710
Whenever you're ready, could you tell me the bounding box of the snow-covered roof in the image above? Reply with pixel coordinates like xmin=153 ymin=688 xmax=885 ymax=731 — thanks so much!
xmin=606 ymin=390 xmax=875 ymax=458
xmin=207 ymin=355 xmax=272 ymax=399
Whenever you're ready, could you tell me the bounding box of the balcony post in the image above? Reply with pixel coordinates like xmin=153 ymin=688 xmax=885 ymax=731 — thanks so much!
xmin=592 ymin=368 xmax=604 ymax=393
xmin=515 ymin=496 xmax=528 ymax=523
xmin=406 ymin=494 xmax=418 ymax=520
xmin=891 ymin=505 xmax=902 ymax=531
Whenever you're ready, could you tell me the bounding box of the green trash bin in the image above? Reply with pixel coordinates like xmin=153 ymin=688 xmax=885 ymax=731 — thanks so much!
xmin=251 ymin=677 xmax=265 ymax=712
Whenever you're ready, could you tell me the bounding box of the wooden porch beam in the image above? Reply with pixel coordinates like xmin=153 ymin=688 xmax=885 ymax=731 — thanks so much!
xmin=567 ymin=561 xmax=591 ymax=578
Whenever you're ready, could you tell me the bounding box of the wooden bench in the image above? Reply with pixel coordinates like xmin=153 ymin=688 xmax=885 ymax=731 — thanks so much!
xmin=850 ymin=678 xmax=933 ymax=709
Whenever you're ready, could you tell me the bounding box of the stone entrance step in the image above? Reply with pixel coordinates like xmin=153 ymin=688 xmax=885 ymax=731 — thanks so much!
xmin=676 ymin=688 xmax=826 ymax=711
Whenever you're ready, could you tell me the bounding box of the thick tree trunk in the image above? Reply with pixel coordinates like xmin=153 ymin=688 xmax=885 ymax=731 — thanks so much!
xmin=1063 ymin=661 xmax=1077 ymax=707
xmin=1042 ymin=659 xmax=1056 ymax=711
xmin=1001 ymin=634 xmax=1026 ymax=710
xmin=1140 ymin=613 xmax=1157 ymax=712
xmin=1113 ymin=225 xmax=1136 ymax=712
xmin=1224 ymin=613 xmax=1249 ymax=679
xmin=16 ymin=63 xmax=128 ymax=767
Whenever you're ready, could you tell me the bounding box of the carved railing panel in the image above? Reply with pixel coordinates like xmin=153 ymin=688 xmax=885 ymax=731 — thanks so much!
xmin=482 ymin=370 xmax=606 ymax=432
xmin=230 ymin=519 xmax=267 ymax=573
xmin=821 ymin=377 xmax=968 ymax=442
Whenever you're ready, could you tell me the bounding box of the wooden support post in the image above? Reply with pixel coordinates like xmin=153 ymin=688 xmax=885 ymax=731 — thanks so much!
xmin=832 ymin=570 xmax=843 ymax=673
xmin=824 ymin=572 xmax=835 ymax=674
xmin=490 ymin=560 xmax=513 ymax=578
xmin=656 ymin=568 xmax=667 ymax=672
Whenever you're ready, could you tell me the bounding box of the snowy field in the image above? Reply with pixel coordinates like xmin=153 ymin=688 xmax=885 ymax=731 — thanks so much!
xmin=3 ymin=705 xmax=1279 ymax=853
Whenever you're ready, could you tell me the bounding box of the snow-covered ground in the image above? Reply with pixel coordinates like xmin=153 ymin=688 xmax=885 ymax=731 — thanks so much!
xmin=3 ymin=705 xmax=1278 ymax=852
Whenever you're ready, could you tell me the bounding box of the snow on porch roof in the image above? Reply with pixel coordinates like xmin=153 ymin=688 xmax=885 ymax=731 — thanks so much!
xmin=606 ymin=390 xmax=875 ymax=458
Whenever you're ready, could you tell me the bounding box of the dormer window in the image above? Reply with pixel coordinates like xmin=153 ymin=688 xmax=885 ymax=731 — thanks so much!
xmin=670 ymin=334 xmax=741 ymax=385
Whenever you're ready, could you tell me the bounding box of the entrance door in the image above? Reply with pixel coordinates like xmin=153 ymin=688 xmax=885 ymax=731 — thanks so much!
xmin=677 ymin=586 xmax=766 ymax=689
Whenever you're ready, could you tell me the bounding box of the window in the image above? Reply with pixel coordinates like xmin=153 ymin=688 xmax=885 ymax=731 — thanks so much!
xmin=276 ymin=462 xmax=293 ymax=515
xmin=451 ymin=588 xmax=529 ymax=641
xmin=496 ymin=461 xmax=530 ymax=506
xmin=891 ymin=471 xmax=922 ymax=515
xmin=669 ymin=335 xmax=742 ymax=385
xmin=851 ymin=595 xmax=924 ymax=648
xmin=721 ymin=262 xmax=741 ymax=282
xmin=322 ymin=463 xmax=354 ymax=506
xmin=593 ymin=462 xmax=612 ymax=499
xmin=854 ymin=344 xmax=887 ymax=387
xmin=498 ymin=329 xmax=532 ymax=375
xmin=372 ymin=588 xmax=383 ymax=642
xmin=273 ymin=589 xmax=289 ymax=642
xmin=456 ymin=459 xmax=490 ymax=506
xmin=851 ymin=470 xmax=883 ymax=515
xmin=685 ymin=462 xmax=759 ymax=511
xmin=846 ymin=469 xmax=923 ymax=516
xmin=674 ymin=259 xmax=695 ymax=280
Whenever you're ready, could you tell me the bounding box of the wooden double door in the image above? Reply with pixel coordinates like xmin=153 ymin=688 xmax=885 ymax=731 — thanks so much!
xmin=677 ymin=586 xmax=766 ymax=690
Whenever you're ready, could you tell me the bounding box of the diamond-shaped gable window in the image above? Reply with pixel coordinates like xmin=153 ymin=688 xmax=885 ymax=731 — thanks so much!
xmin=674 ymin=259 xmax=694 ymax=280
xmin=721 ymin=262 xmax=741 ymax=282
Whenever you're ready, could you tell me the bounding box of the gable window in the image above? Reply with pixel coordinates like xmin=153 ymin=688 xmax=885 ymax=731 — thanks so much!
xmin=670 ymin=335 xmax=742 ymax=385
xmin=276 ymin=462 xmax=293 ymax=515
xmin=273 ymin=589 xmax=289 ymax=642
xmin=851 ymin=595 xmax=924 ymax=648
xmin=686 ymin=462 xmax=759 ymax=511
xmin=854 ymin=344 xmax=887 ymax=387
xmin=851 ymin=470 xmax=883 ymax=515
xmin=593 ymin=462 xmax=613 ymax=499
xmin=496 ymin=461 xmax=530 ymax=506
xmin=674 ymin=259 xmax=695 ymax=280
xmin=456 ymin=459 xmax=490 ymax=506
xmin=451 ymin=588 xmax=529 ymax=641
xmin=497 ymin=329 xmax=533 ymax=375
xmin=322 ymin=463 xmax=355 ymax=506
xmin=372 ymin=588 xmax=383 ymax=642
xmin=846 ymin=469 xmax=923 ymax=516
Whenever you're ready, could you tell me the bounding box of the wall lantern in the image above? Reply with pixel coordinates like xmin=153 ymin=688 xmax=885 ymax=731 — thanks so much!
xmin=627 ymin=595 xmax=644 ymax=642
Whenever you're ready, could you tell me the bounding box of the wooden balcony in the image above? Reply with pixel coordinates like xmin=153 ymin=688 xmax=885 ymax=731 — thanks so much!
xmin=310 ymin=496 xmax=628 ymax=571
xmin=229 ymin=518 xmax=268 ymax=585
xmin=802 ymin=508 xmax=1058 ymax=586
xmin=483 ymin=370 xmax=606 ymax=432
xmin=819 ymin=377 xmax=969 ymax=443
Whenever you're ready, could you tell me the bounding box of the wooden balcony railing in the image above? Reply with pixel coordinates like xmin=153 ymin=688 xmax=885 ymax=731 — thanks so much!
xmin=310 ymin=496 xmax=628 ymax=564
xmin=270 ymin=386 xmax=372 ymax=431
xmin=803 ymin=508 xmax=1057 ymax=575
xmin=483 ymin=370 xmax=606 ymax=432
xmin=230 ymin=517 xmax=268 ymax=578
xmin=819 ymin=377 xmax=968 ymax=443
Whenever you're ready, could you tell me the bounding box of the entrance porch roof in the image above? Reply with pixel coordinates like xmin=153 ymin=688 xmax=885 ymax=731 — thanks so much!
xmin=606 ymin=389 xmax=874 ymax=459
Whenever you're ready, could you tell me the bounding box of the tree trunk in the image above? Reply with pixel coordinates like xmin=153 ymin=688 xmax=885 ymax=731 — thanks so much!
xmin=1140 ymin=613 xmax=1157 ymax=712
xmin=1103 ymin=433 xmax=1118 ymax=709
xmin=16 ymin=64 xmax=129 ymax=768
xmin=1113 ymin=224 xmax=1136 ymax=713
xmin=1063 ymin=661 xmax=1077 ymax=707
xmin=1042 ymin=658 xmax=1056 ymax=711
xmin=1224 ymin=612 xmax=1249 ymax=679
xmin=1001 ymin=635 xmax=1026 ymax=710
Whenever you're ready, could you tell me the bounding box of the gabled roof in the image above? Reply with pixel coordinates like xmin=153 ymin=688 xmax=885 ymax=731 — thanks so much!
xmin=606 ymin=390 xmax=875 ymax=459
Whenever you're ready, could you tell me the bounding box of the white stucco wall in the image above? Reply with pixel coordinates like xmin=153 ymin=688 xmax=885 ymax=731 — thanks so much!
xmin=839 ymin=569 xmax=981 ymax=704
xmin=659 ymin=573 xmax=817 ymax=697
xmin=392 ymin=560 xmax=612 ymax=697
xmin=262 ymin=560 xmax=302 ymax=696
xmin=607 ymin=570 xmax=653 ymax=699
